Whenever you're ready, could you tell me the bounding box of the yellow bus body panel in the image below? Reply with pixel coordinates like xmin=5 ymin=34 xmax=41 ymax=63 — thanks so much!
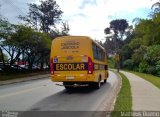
xmin=50 ymin=36 xmax=108 ymax=83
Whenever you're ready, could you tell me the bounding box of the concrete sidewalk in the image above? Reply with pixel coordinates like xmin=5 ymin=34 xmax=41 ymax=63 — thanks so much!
xmin=0 ymin=74 xmax=50 ymax=86
xmin=121 ymin=71 xmax=160 ymax=111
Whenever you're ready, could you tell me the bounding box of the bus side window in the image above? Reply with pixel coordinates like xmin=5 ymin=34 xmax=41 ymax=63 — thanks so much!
xmin=93 ymin=43 xmax=99 ymax=60
xmin=98 ymin=48 xmax=101 ymax=61
xmin=98 ymin=48 xmax=103 ymax=61
xmin=92 ymin=43 xmax=97 ymax=59
xmin=103 ymin=52 xmax=105 ymax=61
xmin=96 ymin=45 xmax=99 ymax=60
xmin=92 ymin=43 xmax=105 ymax=62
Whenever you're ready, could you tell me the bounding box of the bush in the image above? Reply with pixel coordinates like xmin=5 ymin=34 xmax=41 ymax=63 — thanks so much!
xmin=145 ymin=45 xmax=160 ymax=63
xmin=123 ymin=59 xmax=134 ymax=70
xmin=139 ymin=61 xmax=149 ymax=73
xmin=156 ymin=71 xmax=160 ymax=77
xmin=147 ymin=66 xmax=157 ymax=75
xmin=156 ymin=60 xmax=160 ymax=76
xmin=133 ymin=67 xmax=139 ymax=72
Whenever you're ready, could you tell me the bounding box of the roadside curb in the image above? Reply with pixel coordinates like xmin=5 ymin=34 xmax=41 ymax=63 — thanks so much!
xmin=96 ymin=70 xmax=122 ymax=114
xmin=109 ymin=70 xmax=122 ymax=111
xmin=0 ymin=74 xmax=50 ymax=86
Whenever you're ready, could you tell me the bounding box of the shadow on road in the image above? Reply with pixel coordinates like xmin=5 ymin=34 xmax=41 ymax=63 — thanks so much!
xmin=28 ymin=82 xmax=111 ymax=111
xmin=64 ymin=82 xmax=108 ymax=94
xmin=19 ymin=82 xmax=112 ymax=117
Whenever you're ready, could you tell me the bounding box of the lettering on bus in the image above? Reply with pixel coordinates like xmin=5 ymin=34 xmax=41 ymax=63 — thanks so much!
xmin=54 ymin=63 xmax=88 ymax=71
xmin=61 ymin=41 xmax=80 ymax=49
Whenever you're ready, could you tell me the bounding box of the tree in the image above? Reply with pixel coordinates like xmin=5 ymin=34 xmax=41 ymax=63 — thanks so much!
xmin=49 ymin=22 xmax=70 ymax=39
xmin=104 ymin=19 xmax=129 ymax=72
xmin=114 ymin=2 xmax=160 ymax=75
xmin=18 ymin=0 xmax=64 ymax=69
xmin=151 ymin=0 xmax=160 ymax=13
xmin=0 ymin=52 xmax=8 ymax=62
xmin=123 ymin=12 xmax=160 ymax=75
xmin=104 ymin=19 xmax=129 ymax=52
xmin=19 ymin=0 xmax=63 ymax=33
xmin=110 ymin=19 xmax=129 ymax=39
xmin=103 ymin=38 xmax=115 ymax=54
xmin=0 ymin=18 xmax=16 ymax=67
xmin=10 ymin=25 xmax=51 ymax=70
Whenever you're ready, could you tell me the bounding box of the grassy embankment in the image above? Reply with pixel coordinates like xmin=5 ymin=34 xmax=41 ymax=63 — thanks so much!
xmin=111 ymin=72 xmax=132 ymax=117
xmin=0 ymin=71 xmax=49 ymax=81
xmin=129 ymin=71 xmax=160 ymax=89
xmin=111 ymin=70 xmax=160 ymax=116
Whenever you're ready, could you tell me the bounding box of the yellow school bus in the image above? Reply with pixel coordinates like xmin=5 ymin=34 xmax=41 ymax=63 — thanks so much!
xmin=50 ymin=36 xmax=109 ymax=89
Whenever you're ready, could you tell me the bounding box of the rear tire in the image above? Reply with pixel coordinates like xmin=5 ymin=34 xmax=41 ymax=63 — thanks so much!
xmin=94 ymin=81 xmax=101 ymax=89
xmin=104 ymin=79 xmax=107 ymax=83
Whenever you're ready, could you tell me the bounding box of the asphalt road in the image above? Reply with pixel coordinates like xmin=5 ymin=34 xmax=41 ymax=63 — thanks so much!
xmin=0 ymin=71 xmax=120 ymax=117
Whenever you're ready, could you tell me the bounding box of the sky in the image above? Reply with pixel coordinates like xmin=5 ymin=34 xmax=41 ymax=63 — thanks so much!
xmin=0 ymin=0 xmax=157 ymax=41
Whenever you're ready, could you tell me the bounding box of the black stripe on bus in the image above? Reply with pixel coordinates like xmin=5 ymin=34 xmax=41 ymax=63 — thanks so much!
xmin=54 ymin=63 xmax=88 ymax=71
xmin=54 ymin=63 xmax=108 ymax=71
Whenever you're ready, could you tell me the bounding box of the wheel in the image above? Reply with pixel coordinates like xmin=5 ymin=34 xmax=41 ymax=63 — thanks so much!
xmin=104 ymin=79 xmax=107 ymax=83
xmin=94 ymin=81 xmax=101 ymax=89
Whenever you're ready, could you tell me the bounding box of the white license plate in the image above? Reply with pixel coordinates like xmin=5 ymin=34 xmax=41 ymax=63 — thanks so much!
xmin=66 ymin=76 xmax=74 ymax=79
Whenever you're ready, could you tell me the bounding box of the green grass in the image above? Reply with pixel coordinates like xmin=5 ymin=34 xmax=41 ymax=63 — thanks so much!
xmin=111 ymin=72 xmax=132 ymax=117
xmin=0 ymin=71 xmax=49 ymax=81
xmin=129 ymin=71 xmax=160 ymax=89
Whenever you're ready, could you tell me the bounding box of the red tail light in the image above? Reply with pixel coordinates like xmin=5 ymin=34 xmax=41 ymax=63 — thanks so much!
xmin=88 ymin=57 xmax=94 ymax=74
xmin=50 ymin=58 xmax=54 ymax=75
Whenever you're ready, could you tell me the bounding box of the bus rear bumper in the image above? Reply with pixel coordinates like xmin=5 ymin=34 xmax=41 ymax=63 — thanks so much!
xmin=56 ymin=83 xmax=89 ymax=87
xmin=51 ymin=74 xmax=96 ymax=82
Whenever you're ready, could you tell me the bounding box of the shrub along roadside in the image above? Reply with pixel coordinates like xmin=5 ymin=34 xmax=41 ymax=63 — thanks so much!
xmin=111 ymin=72 xmax=132 ymax=117
xmin=129 ymin=71 xmax=160 ymax=89
xmin=122 ymin=45 xmax=160 ymax=76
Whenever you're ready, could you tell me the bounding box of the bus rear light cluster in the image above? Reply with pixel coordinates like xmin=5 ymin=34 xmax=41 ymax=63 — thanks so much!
xmin=88 ymin=57 xmax=94 ymax=74
xmin=50 ymin=58 xmax=54 ymax=75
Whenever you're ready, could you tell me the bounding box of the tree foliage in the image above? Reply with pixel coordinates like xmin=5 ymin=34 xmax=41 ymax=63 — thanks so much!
xmin=110 ymin=19 xmax=128 ymax=39
xmin=105 ymin=2 xmax=160 ymax=76
xmin=104 ymin=19 xmax=129 ymax=39
xmin=19 ymin=0 xmax=63 ymax=33
xmin=0 ymin=18 xmax=16 ymax=67
xmin=104 ymin=19 xmax=129 ymax=53
xmin=151 ymin=0 xmax=160 ymax=13
xmin=0 ymin=20 xmax=51 ymax=71
xmin=117 ymin=11 xmax=160 ymax=75
xmin=0 ymin=1 xmax=69 ymax=74
xmin=9 ymin=25 xmax=51 ymax=70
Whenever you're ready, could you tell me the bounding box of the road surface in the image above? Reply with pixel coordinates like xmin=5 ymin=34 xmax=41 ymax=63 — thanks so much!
xmin=0 ymin=71 xmax=120 ymax=117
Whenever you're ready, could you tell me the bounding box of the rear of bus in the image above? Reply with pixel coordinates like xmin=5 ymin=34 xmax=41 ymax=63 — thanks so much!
xmin=50 ymin=36 xmax=108 ymax=88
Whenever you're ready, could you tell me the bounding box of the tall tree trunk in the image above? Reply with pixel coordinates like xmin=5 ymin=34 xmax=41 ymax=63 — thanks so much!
xmin=0 ymin=47 xmax=5 ymax=67
xmin=40 ymin=54 xmax=44 ymax=70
